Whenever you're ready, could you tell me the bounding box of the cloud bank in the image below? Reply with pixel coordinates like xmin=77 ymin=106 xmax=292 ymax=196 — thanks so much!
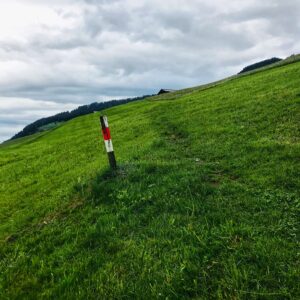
xmin=0 ymin=0 xmax=299 ymax=141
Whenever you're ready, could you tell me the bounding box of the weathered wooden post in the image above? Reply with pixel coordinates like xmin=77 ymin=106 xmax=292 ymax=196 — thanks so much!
xmin=100 ymin=115 xmax=117 ymax=169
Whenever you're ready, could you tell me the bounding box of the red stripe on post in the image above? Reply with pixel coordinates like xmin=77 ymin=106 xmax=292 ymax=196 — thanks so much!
xmin=102 ymin=127 xmax=111 ymax=140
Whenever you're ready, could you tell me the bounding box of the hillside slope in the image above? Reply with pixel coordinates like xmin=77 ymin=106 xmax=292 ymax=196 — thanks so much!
xmin=0 ymin=61 xmax=299 ymax=299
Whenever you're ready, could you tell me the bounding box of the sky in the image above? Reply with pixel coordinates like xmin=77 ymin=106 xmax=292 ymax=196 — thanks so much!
xmin=0 ymin=0 xmax=299 ymax=142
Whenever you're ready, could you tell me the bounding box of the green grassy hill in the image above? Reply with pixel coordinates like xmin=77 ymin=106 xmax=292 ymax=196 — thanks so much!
xmin=0 ymin=60 xmax=299 ymax=299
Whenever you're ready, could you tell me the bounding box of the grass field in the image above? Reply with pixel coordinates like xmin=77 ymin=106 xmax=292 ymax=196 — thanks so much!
xmin=0 ymin=60 xmax=299 ymax=299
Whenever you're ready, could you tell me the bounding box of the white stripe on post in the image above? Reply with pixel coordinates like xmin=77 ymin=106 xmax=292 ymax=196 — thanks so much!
xmin=104 ymin=140 xmax=114 ymax=153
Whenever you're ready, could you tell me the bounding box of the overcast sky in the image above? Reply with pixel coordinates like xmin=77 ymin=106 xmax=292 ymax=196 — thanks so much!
xmin=0 ymin=0 xmax=299 ymax=142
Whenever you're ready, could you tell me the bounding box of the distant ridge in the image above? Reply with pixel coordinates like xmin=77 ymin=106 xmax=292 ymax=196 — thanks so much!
xmin=239 ymin=57 xmax=282 ymax=74
xmin=11 ymin=95 xmax=153 ymax=141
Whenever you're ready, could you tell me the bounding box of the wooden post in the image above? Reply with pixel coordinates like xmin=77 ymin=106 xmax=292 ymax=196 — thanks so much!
xmin=100 ymin=115 xmax=117 ymax=169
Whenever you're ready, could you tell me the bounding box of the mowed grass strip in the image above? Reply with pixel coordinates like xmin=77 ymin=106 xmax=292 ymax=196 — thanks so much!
xmin=0 ymin=61 xmax=299 ymax=299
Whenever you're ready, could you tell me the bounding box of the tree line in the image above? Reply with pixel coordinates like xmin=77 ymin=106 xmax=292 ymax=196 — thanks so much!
xmin=12 ymin=95 xmax=153 ymax=140
xmin=239 ymin=57 xmax=282 ymax=74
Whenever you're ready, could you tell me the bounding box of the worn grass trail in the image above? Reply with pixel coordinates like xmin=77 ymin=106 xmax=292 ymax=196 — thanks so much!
xmin=0 ymin=61 xmax=299 ymax=299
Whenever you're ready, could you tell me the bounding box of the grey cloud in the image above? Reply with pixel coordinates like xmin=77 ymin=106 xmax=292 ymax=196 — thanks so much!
xmin=224 ymin=0 xmax=300 ymax=40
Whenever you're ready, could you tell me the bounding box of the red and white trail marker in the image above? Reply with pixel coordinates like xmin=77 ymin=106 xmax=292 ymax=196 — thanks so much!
xmin=100 ymin=115 xmax=117 ymax=169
